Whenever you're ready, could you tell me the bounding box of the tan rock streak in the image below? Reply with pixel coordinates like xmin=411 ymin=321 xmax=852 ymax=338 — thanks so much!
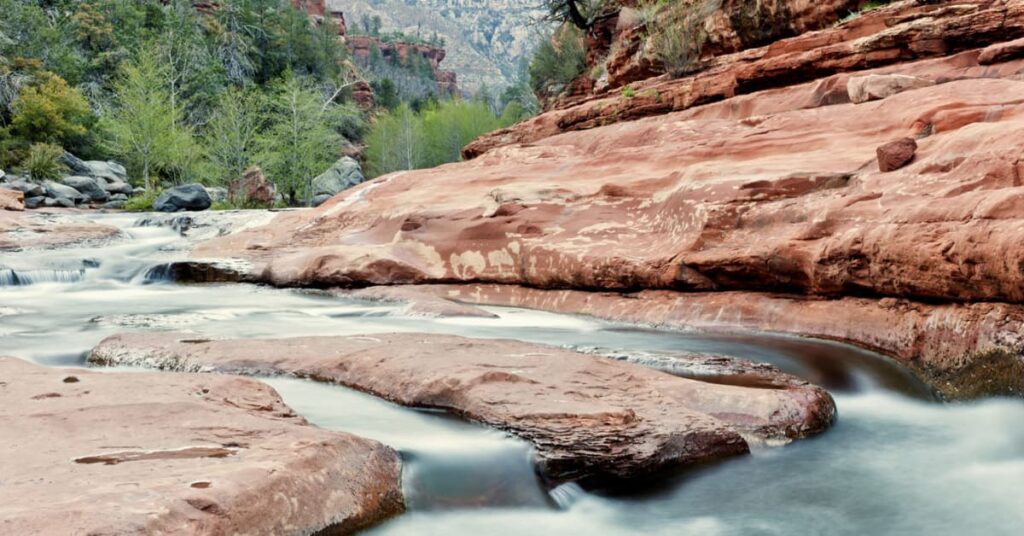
xmin=0 ymin=357 xmax=403 ymax=535
xmin=89 ymin=332 xmax=836 ymax=484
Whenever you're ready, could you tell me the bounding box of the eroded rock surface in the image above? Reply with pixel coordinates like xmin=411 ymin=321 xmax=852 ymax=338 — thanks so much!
xmin=0 ymin=210 xmax=121 ymax=251
xmin=89 ymin=332 xmax=836 ymax=484
xmin=0 ymin=357 xmax=403 ymax=535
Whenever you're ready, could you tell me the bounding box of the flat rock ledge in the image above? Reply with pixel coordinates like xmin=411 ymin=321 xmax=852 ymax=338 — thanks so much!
xmin=0 ymin=357 xmax=403 ymax=535
xmin=89 ymin=332 xmax=836 ymax=484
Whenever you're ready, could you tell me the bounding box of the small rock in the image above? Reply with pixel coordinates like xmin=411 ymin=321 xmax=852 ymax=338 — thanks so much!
xmin=153 ymin=184 xmax=212 ymax=212
xmin=23 ymin=196 xmax=45 ymax=209
xmin=102 ymin=180 xmax=134 ymax=196
xmin=877 ymin=137 xmax=918 ymax=172
xmin=102 ymin=200 xmax=126 ymax=209
xmin=44 ymin=197 xmax=75 ymax=208
xmin=312 ymin=193 xmax=333 ymax=207
xmin=62 ymin=176 xmax=108 ymax=203
xmin=848 ymin=74 xmax=934 ymax=104
xmin=1 ymin=188 xmax=25 ymax=211
xmin=132 ymin=187 xmax=146 ymax=197
xmin=109 ymin=193 xmax=128 ymax=202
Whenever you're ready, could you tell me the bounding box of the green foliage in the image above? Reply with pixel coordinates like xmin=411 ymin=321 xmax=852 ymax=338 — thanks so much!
xmin=102 ymin=45 xmax=197 ymax=191
xmin=621 ymin=85 xmax=635 ymax=98
xmin=11 ymin=72 xmax=91 ymax=146
xmin=364 ymin=98 xmax=511 ymax=178
xmin=19 ymin=143 xmax=67 ymax=182
xmin=529 ymin=24 xmax=587 ymax=98
xmin=122 ymin=188 xmax=161 ymax=212
xmin=255 ymin=74 xmax=349 ymax=205
xmin=648 ymin=0 xmax=720 ymax=78
xmin=201 ymin=88 xmax=263 ymax=186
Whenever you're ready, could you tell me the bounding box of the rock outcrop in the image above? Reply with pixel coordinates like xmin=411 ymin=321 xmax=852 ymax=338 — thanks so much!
xmin=311 ymin=156 xmax=365 ymax=206
xmin=465 ymin=0 xmax=1024 ymax=157
xmin=187 ymin=0 xmax=1024 ymax=398
xmin=228 ymin=166 xmax=276 ymax=207
xmin=90 ymin=332 xmax=835 ymax=483
xmin=0 ymin=211 xmax=121 ymax=251
xmin=0 ymin=357 xmax=403 ymax=534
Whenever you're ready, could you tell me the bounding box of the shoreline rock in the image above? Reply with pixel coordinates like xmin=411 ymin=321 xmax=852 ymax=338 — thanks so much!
xmin=89 ymin=332 xmax=836 ymax=485
xmin=0 ymin=357 xmax=403 ymax=535
xmin=420 ymin=284 xmax=1024 ymax=400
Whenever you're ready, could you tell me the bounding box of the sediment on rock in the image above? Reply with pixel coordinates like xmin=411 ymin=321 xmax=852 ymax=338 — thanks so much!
xmin=89 ymin=332 xmax=836 ymax=485
xmin=0 ymin=357 xmax=403 ymax=535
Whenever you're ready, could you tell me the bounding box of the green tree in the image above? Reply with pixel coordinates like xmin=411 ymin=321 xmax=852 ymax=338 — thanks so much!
xmin=202 ymin=87 xmax=263 ymax=185
xmin=256 ymin=74 xmax=343 ymax=205
xmin=10 ymin=71 xmax=91 ymax=146
xmin=102 ymin=46 xmax=195 ymax=190
xmin=529 ymin=24 xmax=587 ymax=97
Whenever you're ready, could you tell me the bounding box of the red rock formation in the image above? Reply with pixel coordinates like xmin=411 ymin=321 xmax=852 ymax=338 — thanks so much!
xmin=467 ymin=0 xmax=1024 ymax=157
xmin=90 ymin=332 xmax=835 ymax=483
xmin=0 ymin=357 xmax=403 ymax=534
xmin=877 ymin=137 xmax=918 ymax=172
xmin=346 ymin=35 xmax=459 ymax=96
xmin=229 ymin=166 xmax=276 ymax=207
xmin=189 ymin=1 xmax=1024 ymax=398
xmin=1 ymin=188 xmax=25 ymax=211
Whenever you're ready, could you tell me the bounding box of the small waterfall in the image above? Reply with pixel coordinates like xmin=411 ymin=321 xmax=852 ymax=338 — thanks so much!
xmin=0 ymin=268 xmax=86 ymax=286
xmin=548 ymin=482 xmax=586 ymax=509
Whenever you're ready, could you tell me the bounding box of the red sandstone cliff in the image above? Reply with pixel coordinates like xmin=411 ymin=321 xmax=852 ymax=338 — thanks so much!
xmin=193 ymin=0 xmax=1024 ymax=399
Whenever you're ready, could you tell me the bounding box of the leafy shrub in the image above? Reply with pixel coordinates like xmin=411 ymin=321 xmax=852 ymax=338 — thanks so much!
xmin=11 ymin=72 xmax=91 ymax=146
xmin=122 ymin=188 xmax=160 ymax=212
xmin=529 ymin=24 xmax=587 ymax=97
xmin=19 ymin=143 xmax=66 ymax=181
xmin=649 ymin=0 xmax=721 ymax=78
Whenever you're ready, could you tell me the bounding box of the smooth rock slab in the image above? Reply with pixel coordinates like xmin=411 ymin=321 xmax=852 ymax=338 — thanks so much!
xmin=0 ymin=357 xmax=403 ymax=535
xmin=89 ymin=332 xmax=836 ymax=484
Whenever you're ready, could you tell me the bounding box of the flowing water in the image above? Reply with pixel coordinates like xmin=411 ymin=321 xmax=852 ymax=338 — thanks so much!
xmin=2 ymin=211 xmax=1022 ymax=535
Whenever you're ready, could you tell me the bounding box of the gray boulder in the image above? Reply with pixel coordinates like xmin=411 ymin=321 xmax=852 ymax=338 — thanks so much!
xmin=133 ymin=187 xmax=146 ymax=197
xmin=60 ymin=152 xmax=91 ymax=175
xmin=43 ymin=196 xmax=75 ymax=208
xmin=311 ymin=157 xmax=364 ymax=201
xmin=4 ymin=179 xmax=45 ymax=198
xmin=62 ymin=176 xmax=108 ymax=203
xmin=109 ymin=193 xmax=128 ymax=202
xmin=84 ymin=161 xmax=128 ymax=183
xmin=24 ymin=196 xmax=45 ymax=209
xmin=102 ymin=180 xmax=134 ymax=196
xmin=103 ymin=199 xmax=126 ymax=209
xmin=204 ymin=186 xmax=228 ymax=204
xmin=312 ymin=194 xmax=333 ymax=207
xmin=43 ymin=181 xmax=86 ymax=204
xmin=153 ymin=183 xmax=212 ymax=212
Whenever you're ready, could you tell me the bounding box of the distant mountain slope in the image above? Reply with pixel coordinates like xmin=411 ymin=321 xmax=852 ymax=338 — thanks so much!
xmin=330 ymin=0 xmax=547 ymax=92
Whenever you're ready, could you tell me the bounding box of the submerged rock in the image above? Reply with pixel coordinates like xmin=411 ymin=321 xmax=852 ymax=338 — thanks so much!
xmin=0 ymin=357 xmax=403 ymax=534
xmin=154 ymin=184 xmax=212 ymax=212
xmin=89 ymin=332 xmax=836 ymax=484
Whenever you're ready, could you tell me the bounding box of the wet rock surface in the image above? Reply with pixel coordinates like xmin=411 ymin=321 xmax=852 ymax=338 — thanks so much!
xmin=0 ymin=357 xmax=403 ymax=535
xmin=89 ymin=332 xmax=836 ymax=484
xmin=425 ymin=284 xmax=1024 ymax=400
xmin=0 ymin=210 xmax=121 ymax=251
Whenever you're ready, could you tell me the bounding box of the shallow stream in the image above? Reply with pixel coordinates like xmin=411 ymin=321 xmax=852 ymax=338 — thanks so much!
xmin=2 ymin=212 xmax=1021 ymax=535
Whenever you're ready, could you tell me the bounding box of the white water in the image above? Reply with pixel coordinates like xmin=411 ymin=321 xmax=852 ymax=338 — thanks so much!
xmin=2 ymin=211 xmax=1022 ymax=535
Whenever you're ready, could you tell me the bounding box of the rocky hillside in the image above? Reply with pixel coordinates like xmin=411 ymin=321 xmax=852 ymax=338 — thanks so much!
xmin=330 ymin=0 xmax=546 ymax=91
